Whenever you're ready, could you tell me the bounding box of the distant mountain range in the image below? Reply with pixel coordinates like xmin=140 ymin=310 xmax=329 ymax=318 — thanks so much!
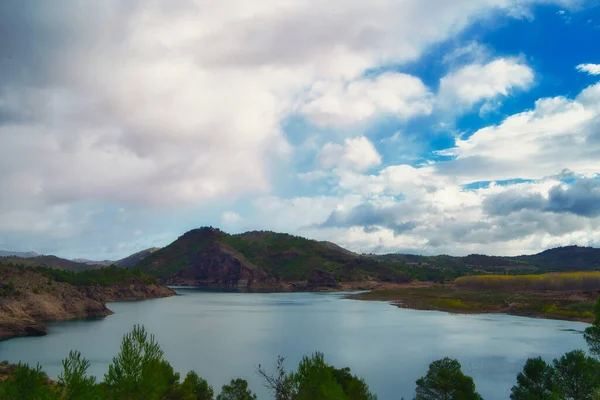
xmin=3 ymin=229 xmax=600 ymax=288
xmin=114 ymin=248 xmax=161 ymax=268
xmin=72 ymin=258 xmax=114 ymax=267
xmin=0 ymin=255 xmax=100 ymax=272
xmin=0 ymin=247 xmax=160 ymax=272
xmin=0 ymin=251 xmax=40 ymax=258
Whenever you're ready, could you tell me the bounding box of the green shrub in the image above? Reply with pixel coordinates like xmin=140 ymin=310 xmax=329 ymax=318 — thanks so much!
xmin=0 ymin=363 xmax=58 ymax=400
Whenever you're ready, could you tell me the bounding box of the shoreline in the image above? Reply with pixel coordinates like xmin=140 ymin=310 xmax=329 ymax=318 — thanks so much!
xmin=363 ymin=297 xmax=592 ymax=324
xmin=345 ymin=284 xmax=598 ymax=324
xmin=4 ymin=282 xmax=595 ymax=342
xmin=0 ymin=285 xmax=176 ymax=341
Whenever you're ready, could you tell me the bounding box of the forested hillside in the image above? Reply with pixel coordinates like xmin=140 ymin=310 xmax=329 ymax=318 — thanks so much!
xmin=133 ymin=227 xmax=600 ymax=288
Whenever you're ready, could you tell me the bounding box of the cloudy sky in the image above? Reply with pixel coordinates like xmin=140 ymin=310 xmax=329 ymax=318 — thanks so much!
xmin=1 ymin=0 xmax=600 ymax=260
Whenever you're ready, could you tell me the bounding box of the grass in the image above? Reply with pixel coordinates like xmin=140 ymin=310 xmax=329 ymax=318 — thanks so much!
xmin=428 ymin=298 xmax=473 ymax=310
xmin=455 ymin=271 xmax=600 ymax=291
xmin=349 ymin=281 xmax=600 ymax=323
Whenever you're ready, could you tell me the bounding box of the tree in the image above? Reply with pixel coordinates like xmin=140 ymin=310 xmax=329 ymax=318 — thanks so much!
xmin=287 ymin=352 xmax=346 ymax=400
xmin=104 ymin=324 xmax=177 ymax=400
xmin=584 ymin=297 xmax=600 ymax=358
xmin=180 ymin=371 xmax=214 ymax=400
xmin=585 ymin=325 xmax=600 ymax=358
xmin=0 ymin=363 xmax=58 ymax=400
xmin=138 ymin=359 xmax=181 ymax=400
xmin=258 ymin=353 xmax=377 ymax=400
xmin=510 ymin=357 xmax=554 ymax=400
xmin=415 ymin=358 xmax=483 ymax=400
xmin=216 ymin=379 xmax=257 ymax=400
xmin=552 ymin=350 xmax=600 ymax=400
xmin=257 ymin=356 xmax=294 ymax=400
xmin=58 ymin=350 xmax=98 ymax=400
xmin=332 ymin=366 xmax=377 ymax=400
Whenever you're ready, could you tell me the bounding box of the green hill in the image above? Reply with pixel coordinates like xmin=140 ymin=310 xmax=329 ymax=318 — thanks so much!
xmin=134 ymin=227 xmax=600 ymax=288
xmin=134 ymin=227 xmax=410 ymax=288
xmin=514 ymin=245 xmax=600 ymax=271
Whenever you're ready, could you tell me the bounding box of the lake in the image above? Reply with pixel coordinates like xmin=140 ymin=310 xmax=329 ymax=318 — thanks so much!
xmin=0 ymin=289 xmax=590 ymax=399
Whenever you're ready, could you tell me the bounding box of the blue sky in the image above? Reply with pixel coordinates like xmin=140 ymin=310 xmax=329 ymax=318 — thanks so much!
xmin=1 ymin=0 xmax=600 ymax=259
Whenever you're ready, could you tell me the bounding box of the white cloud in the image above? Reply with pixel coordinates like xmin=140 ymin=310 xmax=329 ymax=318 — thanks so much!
xmin=438 ymin=58 xmax=534 ymax=111
xmin=442 ymin=42 xmax=489 ymax=66
xmin=250 ymin=195 xmax=364 ymax=233
xmin=0 ymin=0 xmax=592 ymax=257
xmin=318 ymin=137 xmax=382 ymax=171
xmin=576 ymin=63 xmax=600 ymax=75
xmin=221 ymin=211 xmax=243 ymax=224
xmin=1 ymin=0 xmax=553 ymax=216
xmin=237 ymin=174 xmax=600 ymax=256
xmin=262 ymin=81 xmax=600 ymax=256
xmin=300 ymin=73 xmax=433 ymax=126
xmin=439 ymin=82 xmax=600 ymax=183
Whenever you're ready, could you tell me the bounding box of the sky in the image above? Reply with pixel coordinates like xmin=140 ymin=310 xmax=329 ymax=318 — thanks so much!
xmin=1 ymin=0 xmax=600 ymax=260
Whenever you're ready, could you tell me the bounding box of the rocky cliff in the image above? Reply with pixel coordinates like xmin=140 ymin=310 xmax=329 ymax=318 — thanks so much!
xmin=85 ymin=280 xmax=174 ymax=301
xmin=165 ymin=241 xmax=279 ymax=289
xmin=0 ymin=265 xmax=175 ymax=339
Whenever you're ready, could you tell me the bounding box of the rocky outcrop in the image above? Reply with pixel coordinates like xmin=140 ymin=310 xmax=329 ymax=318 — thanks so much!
xmin=166 ymin=242 xmax=278 ymax=289
xmin=86 ymin=280 xmax=175 ymax=301
xmin=0 ymin=266 xmax=175 ymax=340
xmin=0 ymin=280 xmax=112 ymax=339
xmin=307 ymin=269 xmax=340 ymax=289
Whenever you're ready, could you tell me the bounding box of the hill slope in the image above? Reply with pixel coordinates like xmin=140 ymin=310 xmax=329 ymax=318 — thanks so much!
xmin=72 ymin=258 xmax=114 ymax=267
xmin=513 ymin=245 xmax=600 ymax=271
xmin=0 ymin=251 xmax=39 ymax=258
xmin=116 ymin=247 xmax=160 ymax=268
xmin=373 ymin=246 xmax=600 ymax=274
xmin=135 ymin=227 xmax=410 ymax=289
xmin=0 ymin=255 xmax=98 ymax=272
xmin=135 ymin=227 xmax=600 ymax=289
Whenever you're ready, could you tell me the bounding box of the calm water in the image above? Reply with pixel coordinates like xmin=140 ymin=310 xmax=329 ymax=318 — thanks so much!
xmin=0 ymin=289 xmax=590 ymax=400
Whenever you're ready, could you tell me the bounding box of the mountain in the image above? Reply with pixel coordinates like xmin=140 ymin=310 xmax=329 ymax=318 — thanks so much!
xmin=116 ymin=247 xmax=160 ymax=268
xmin=0 ymin=251 xmax=39 ymax=258
xmin=0 ymin=248 xmax=161 ymax=272
xmin=72 ymin=258 xmax=114 ymax=267
xmin=133 ymin=227 xmax=600 ymax=288
xmin=0 ymin=255 xmax=98 ymax=272
xmin=318 ymin=241 xmax=357 ymax=256
xmin=134 ymin=227 xmax=410 ymax=289
xmin=374 ymin=246 xmax=600 ymax=274
xmin=514 ymin=245 xmax=600 ymax=271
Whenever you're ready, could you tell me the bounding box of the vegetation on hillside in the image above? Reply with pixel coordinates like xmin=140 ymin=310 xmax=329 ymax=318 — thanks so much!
xmin=133 ymin=227 xmax=600 ymax=285
xmin=3 ymin=297 xmax=600 ymax=399
xmin=0 ymin=255 xmax=95 ymax=272
xmin=514 ymin=246 xmax=600 ymax=272
xmin=135 ymin=228 xmax=412 ymax=283
xmin=34 ymin=265 xmax=159 ymax=286
xmin=0 ymin=262 xmax=159 ymax=288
